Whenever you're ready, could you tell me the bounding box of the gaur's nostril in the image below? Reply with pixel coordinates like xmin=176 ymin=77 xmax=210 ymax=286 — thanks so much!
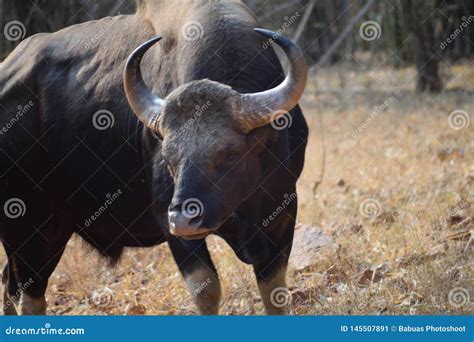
xmin=168 ymin=206 xmax=204 ymax=236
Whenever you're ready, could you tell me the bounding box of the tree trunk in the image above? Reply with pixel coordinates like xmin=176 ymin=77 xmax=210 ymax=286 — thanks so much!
xmin=402 ymin=0 xmax=443 ymax=92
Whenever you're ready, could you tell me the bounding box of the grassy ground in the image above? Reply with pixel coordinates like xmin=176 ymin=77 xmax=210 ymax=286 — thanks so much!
xmin=1 ymin=61 xmax=473 ymax=315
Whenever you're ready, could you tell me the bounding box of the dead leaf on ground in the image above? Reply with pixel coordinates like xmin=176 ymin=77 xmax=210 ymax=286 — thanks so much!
xmin=126 ymin=304 xmax=147 ymax=315
xmin=437 ymin=147 xmax=464 ymax=161
xmin=358 ymin=263 xmax=389 ymax=287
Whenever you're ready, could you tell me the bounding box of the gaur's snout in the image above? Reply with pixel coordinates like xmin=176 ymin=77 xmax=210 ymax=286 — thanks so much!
xmin=168 ymin=201 xmax=210 ymax=239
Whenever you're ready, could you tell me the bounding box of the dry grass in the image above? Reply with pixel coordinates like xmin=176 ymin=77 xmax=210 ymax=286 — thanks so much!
xmin=1 ymin=61 xmax=473 ymax=315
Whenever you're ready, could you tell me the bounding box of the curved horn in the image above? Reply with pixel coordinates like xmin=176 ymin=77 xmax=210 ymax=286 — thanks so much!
xmin=238 ymin=28 xmax=307 ymax=132
xmin=124 ymin=36 xmax=165 ymax=133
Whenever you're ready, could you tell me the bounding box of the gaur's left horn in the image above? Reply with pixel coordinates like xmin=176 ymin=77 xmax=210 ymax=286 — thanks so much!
xmin=124 ymin=36 xmax=165 ymax=134
xmin=237 ymin=28 xmax=307 ymax=132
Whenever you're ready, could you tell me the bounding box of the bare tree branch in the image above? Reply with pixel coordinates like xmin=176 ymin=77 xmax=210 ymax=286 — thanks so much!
xmin=293 ymin=0 xmax=317 ymax=44
xmin=313 ymin=0 xmax=376 ymax=68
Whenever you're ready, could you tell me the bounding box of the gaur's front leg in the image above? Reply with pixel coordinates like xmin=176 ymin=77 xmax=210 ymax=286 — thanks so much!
xmin=254 ymin=255 xmax=290 ymax=315
xmin=167 ymin=236 xmax=222 ymax=315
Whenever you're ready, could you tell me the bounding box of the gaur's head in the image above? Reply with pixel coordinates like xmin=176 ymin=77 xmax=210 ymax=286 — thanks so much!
xmin=123 ymin=29 xmax=307 ymax=240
